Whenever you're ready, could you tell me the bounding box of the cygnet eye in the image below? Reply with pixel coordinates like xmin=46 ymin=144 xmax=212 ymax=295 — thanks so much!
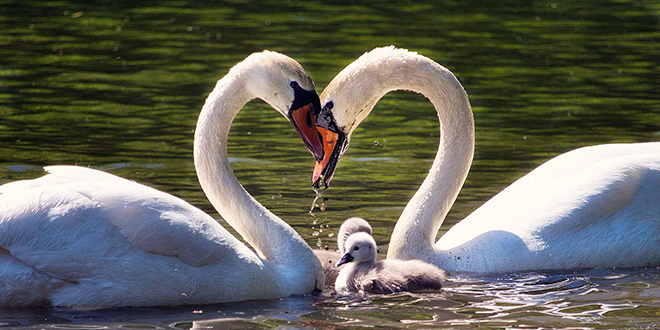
xmin=353 ymin=246 xmax=360 ymax=251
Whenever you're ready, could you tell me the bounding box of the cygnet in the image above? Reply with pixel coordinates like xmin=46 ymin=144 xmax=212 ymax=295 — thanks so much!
xmin=335 ymin=232 xmax=445 ymax=293
xmin=314 ymin=217 xmax=373 ymax=286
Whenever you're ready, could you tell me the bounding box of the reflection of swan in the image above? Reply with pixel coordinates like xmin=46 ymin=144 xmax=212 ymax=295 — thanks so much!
xmin=0 ymin=51 xmax=325 ymax=307
xmin=335 ymin=232 xmax=444 ymax=293
xmin=314 ymin=217 xmax=372 ymax=285
xmin=313 ymin=46 xmax=660 ymax=273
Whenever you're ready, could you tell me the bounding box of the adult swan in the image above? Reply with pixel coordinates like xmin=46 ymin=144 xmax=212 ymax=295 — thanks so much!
xmin=312 ymin=46 xmax=660 ymax=273
xmin=0 ymin=51 xmax=325 ymax=307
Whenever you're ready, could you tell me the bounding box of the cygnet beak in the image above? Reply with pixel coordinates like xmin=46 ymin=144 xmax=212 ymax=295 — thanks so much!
xmin=336 ymin=252 xmax=354 ymax=267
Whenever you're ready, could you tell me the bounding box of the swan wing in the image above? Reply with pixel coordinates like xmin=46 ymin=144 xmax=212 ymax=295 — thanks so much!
xmin=0 ymin=166 xmax=256 ymax=283
xmin=456 ymin=145 xmax=660 ymax=236
xmin=439 ymin=145 xmax=660 ymax=271
xmin=495 ymin=142 xmax=660 ymax=188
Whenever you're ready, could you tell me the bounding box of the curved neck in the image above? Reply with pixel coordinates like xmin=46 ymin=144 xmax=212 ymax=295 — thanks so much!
xmin=344 ymin=53 xmax=475 ymax=262
xmin=193 ymin=70 xmax=310 ymax=265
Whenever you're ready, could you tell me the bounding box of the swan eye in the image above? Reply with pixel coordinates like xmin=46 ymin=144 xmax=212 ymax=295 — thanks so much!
xmin=290 ymin=81 xmax=299 ymax=89
xmin=353 ymin=246 xmax=359 ymax=251
xmin=325 ymin=101 xmax=334 ymax=110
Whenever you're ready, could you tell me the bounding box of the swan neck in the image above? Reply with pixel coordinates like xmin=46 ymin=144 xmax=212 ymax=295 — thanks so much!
xmin=383 ymin=58 xmax=475 ymax=262
xmin=193 ymin=70 xmax=314 ymax=268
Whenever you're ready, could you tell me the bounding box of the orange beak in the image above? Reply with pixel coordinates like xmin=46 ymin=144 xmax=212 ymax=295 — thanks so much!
xmin=312 ymin=125 xmax=347 ymax=189
xmin=290 ymin=104 xmax=324 ymax=161
xmin=312 ymin=126 xmax=338 ymax=185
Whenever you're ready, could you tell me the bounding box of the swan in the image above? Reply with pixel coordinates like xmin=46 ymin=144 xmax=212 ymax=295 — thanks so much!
xmin=0 ymin=51 xmax=326 ymax=307
xmin=314 ymin=217 xmax=372 ymax=285
xmin=335 ymin=232 xmax=444 ymax=293
xmin=312 ymin=46 xmax=660 ymax=273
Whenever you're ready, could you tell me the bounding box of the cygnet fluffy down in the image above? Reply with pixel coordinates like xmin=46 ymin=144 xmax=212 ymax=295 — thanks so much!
xmin=314 ymin=217 xmax=373 ymax=286
xmin=335 ymin=232 xmax=445 ymax=294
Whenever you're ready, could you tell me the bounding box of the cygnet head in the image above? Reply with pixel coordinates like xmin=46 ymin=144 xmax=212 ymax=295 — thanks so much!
xmin=337 ymin=217 xmax=373 ymax=254
xmin=336 ymin=232 xmax=378 ymax=267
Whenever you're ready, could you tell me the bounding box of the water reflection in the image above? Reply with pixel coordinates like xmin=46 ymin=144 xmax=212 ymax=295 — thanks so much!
xmin=308 ymin=269 xmax=660 ymax=329
xmin=1 ymin=270 xmax=660 ymax=328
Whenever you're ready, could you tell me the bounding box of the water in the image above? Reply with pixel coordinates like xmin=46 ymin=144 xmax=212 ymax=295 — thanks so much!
xmin=1 ymin=0 xmax=659 ymax=328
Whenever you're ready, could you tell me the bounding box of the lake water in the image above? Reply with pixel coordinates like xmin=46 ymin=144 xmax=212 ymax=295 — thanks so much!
xmin=1 ymin=0 xmax=660 ymax=328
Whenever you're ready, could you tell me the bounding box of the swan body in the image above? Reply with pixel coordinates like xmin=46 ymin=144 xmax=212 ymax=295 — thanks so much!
xmin=335 ymin=232 xmax=444 ymax=293
xmin=436 ymin=143 xmax=660 ymax=272
xmin=0 ymin=51 xmax=325 ymax=307
xmin=314 ymin=217 xmax=372 ymax=285
xmin=313 ymin=46 xmax=660 ymax=273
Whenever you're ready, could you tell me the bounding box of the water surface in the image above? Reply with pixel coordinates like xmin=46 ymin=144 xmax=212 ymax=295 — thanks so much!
xmin=1 ymin=0 xmax=660 ymax=328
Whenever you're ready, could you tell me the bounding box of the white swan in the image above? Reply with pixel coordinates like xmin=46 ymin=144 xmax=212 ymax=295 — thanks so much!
xmin=314 ymin=217 xmax=372 ymax=285
xmin=312 ymin=46 xmax=660 ymax=273
xmin=335 ymin=232 xmax=444 ymax=293
xmin=0 ymin=51 xmax=326 ymax=307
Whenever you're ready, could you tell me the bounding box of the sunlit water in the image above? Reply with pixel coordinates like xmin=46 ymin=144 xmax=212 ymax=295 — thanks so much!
xmin=1 ymin=0 xmax=660 ymax=328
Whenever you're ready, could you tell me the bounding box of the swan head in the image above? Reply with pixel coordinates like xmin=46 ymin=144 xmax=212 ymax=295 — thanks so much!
xmin=241 ymin=51 xmax=325 ymax=161
xmin=312 ymin=46 xmax=412 ymax=188
xmin=336 ymin=232 xmax=379 ymax=267
xmin=337 ymin=217 xmax=373 ymax=255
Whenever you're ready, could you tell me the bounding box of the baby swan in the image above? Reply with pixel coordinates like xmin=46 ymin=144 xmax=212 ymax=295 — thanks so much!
xmin=335 ymin=232 xmax=445 ymax=294
xmin=337 ymin=217 xmax=373 ymax=254
xmin=314 ymin=217 xmax=373 ymax=286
